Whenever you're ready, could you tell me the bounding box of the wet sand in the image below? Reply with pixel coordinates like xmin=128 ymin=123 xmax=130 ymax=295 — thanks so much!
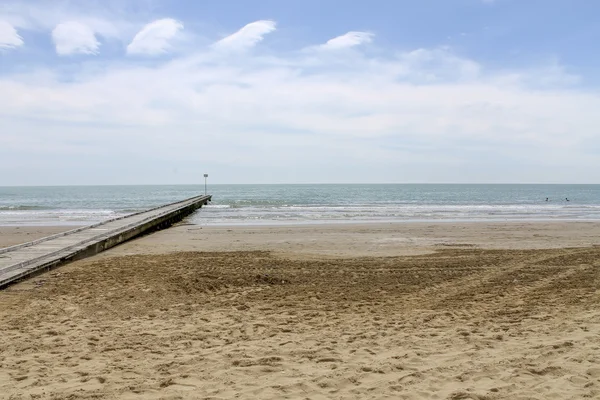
xmin=0 ymin=226 xmax=78 ymax=249
xmin=100 ymin=220 xmax=600 ymax=258
xmin=1 ymin=222 xmax=599 ymax=399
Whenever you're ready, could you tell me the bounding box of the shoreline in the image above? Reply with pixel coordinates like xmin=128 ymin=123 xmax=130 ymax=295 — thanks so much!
xmin=193 ymin=216 xmax=600 ymax=226
xmin=4 ymin=215 xmax=600 ymax=228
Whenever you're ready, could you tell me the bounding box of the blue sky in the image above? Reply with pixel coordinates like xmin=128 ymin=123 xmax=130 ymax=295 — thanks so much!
xmin=1 ymin=0 xmax=599 ymax=184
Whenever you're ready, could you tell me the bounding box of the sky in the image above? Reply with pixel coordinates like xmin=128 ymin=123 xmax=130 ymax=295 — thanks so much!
xmin=1 ymin=0 xmax=600 ymax=185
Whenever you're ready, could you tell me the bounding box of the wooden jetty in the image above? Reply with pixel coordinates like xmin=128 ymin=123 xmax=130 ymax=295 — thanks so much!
xmin=0 ymin=194 xmax=212 ymax=288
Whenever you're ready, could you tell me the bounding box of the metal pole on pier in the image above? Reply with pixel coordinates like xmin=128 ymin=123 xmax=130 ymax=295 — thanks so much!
xmin=204 ymin=174 xmax=208 ymax=195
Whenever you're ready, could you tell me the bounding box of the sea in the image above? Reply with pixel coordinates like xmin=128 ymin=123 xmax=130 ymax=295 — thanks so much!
xmin=0 ymin=184 xmax=600 ymax=227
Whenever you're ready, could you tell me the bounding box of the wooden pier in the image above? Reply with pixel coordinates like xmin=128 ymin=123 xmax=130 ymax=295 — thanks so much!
xmin=0 ymin=194 xmax=212 ymax=288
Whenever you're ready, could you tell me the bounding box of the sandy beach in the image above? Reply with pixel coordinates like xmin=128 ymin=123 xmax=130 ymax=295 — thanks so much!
xmin=0 ymin=226 xmax=77 ymax=249
xmin=1 ymin=221 xmax=599 ymax=399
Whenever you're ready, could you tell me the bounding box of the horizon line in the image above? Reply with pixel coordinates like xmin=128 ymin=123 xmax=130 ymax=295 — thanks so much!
xmin=2 ymin=183 xmax=600 ymax=188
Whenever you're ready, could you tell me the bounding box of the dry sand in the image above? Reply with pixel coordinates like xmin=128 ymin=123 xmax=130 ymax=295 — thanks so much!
xmin=1 ymin=221 xmax=600 ymax=399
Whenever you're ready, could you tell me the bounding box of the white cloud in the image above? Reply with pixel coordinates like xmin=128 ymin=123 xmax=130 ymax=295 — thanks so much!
xmin=52 ymin=21 xmax=100 ymax=55
xmin=213 ymin=20 xmax=276 ymax=51
xmin=398 ymin=47 xmax=482 ymax=81
xmin=0 ymin=20 xmax=23 ymax=49
xmin=1 ymin=1 xmax=135 ymax=41
xmin=319 ymin=31 xmax=374 ymax=50
xmin=127 ymin=18 xmax=183 ymax=55
xmin=492 ymin=61 xmax=580 ymax=88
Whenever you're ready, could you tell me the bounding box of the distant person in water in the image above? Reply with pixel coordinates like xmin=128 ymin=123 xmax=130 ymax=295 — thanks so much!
xmin=565 ymin=198 xmax=570 ymax=201
xmin=545 ymin=197 xmax=549 ymax=202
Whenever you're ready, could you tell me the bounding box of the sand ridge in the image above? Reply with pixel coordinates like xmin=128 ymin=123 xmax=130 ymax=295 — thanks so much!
xmin=1 ymin=245 xmax=599 ymax=399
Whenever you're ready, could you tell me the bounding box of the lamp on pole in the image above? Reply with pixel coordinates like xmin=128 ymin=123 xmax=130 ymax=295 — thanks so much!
xmin=203 ymin=174 xmax=208 ymax=195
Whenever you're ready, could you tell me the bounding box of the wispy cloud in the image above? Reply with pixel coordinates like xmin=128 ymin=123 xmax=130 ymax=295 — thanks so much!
xmin=397 ymin=47 xmax=482 ymax=81
xmin=0 ymin=20 xmax=24 ymax=49
xmin=127 ymin=18 xmax=183 ymax=55
xmin=52 ymin=21 xmax=100 ymax=55
xmin=319 ymin=31 xmax=374 ymax=50
xmin=492 ymin=60 xmax=581 ymax=88
xmin=213 ymin=20 xmax=276 ymax=51
xmin=1 ymin=1 xmax=135 ymax=41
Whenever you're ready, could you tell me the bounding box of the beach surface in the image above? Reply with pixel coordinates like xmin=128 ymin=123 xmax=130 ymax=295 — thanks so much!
xmin=0 ymin=226 xmax=77 ymax=249
xmin=1 ymin=221 xmax=599 ymax=399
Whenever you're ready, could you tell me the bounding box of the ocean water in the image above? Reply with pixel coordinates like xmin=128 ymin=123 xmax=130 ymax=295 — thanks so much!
xmin=0 ymin=184 xmax=599 ymax=226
